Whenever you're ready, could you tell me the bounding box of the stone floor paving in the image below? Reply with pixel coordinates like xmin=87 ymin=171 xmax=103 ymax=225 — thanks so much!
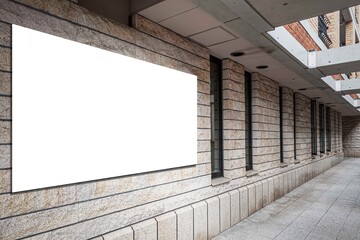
xmin=213 ymin=158 xmax=360 ymax=240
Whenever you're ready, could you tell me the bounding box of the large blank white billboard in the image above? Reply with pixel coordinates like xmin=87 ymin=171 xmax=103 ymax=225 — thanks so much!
xmin=12 ymin=25 xmax=197 ymax=192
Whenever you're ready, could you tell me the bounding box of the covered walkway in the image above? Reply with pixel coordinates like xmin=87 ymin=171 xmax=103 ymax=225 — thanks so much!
xmin=213 ymin=158 xmax=360 ymax=240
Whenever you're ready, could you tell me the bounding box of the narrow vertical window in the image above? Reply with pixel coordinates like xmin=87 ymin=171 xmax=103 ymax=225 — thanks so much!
xmin=338 ymin=114 xmax=341 ymax=150
xmin=326 ymin=107 xmax=331 ymax=152
xmin=293 ymin=93 xmax=296 ymax=160
xmin=279 ymin=87 xmax=284 ymax=163
xmin=311 ymin=100 xmax=317 ymax=155
xmin=210 ymin=56 xmax=223 ymax=178
xmin=245 ymin=72 xmax=253 ymax=171
xmin=319 ymin=104 xmax=325 ymax=153
xmin=333 ymin=110 xmax=337 ymax=152
xmin=334 ymin=112 xmax=337 ymax=151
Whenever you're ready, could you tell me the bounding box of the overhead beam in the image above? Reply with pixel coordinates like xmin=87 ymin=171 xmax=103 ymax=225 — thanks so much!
xmin=353 ymin=99 xmax=359 ymax=107
xmin=338 ymin=79 xmax=360 ymax=94
xmin=267 ymin=27 xmax=308 ymax=66
xmin=309 ymin=44 xmax=360 ymax=75
xmin=322 ymin=76 xmax=360 ymax=95
xmin=343 ymin=95 xmax=360 ymax=107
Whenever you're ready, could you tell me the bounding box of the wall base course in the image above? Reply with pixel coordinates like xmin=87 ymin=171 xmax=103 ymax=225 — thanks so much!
xmin=0 ymin=0 xmax=348 ymax=239
xmin=93 ymin=154 xmax=344 ymax=240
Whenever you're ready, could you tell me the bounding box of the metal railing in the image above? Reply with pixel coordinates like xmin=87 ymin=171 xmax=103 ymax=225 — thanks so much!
xmin=318 ymin=15 xmax=332 ymax=48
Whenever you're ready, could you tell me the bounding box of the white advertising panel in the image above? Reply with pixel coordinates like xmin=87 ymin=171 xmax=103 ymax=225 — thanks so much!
xmin=12 ymin=25 xmax=197 ymax=192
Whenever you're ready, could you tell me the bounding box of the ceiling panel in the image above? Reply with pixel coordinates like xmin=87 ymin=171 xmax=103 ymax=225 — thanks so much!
xmin=209 ymin=37 xmax=256 ymax=58
xmin=190 ymin=27 xmax=236 ymax=47
xmin=299 ymin=89 xmax=330 ymax=100
xmin=139 ymin=0 xmax=197 ymax=23
xmin=289 ymin=82 xmax=314 ymax=92
xmin=159 ymin=7 xmax=220 ymax=37
xmin=263 ymin=68 xmax=304 ymax=87
xmin=246 ymin=0 xmax=360 ymax=28
xmin=235 ymin=54 xmax=286 ymax=73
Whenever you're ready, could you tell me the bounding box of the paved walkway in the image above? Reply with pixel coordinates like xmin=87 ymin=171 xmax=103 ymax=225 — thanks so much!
xmin=213 ymin=158 xmax=360 ymax=240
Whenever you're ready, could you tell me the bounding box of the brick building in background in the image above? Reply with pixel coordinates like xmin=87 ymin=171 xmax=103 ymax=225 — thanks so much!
xmin=282 ymin=6 xmax=360 ymax=157
xmin=1 ymin=0 xmax=360 ymax=239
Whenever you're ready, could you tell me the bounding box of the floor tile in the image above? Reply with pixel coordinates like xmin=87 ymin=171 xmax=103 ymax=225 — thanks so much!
xmin=274 ymin=226 xmax=311 ymax=240
xmin=212 ymin=159 xmax=360 ymax=240
xmin=336 ymin=225 xmax=360 ymax=240
xmin=288 ymin=216 xmax=319 ymax=232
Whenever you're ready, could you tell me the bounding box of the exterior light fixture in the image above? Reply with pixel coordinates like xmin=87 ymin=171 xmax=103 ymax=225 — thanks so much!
xmin=256 ymin=65 xmax=268 ymax=69
xmin=230 ymin=51 xmax=245 ymax=57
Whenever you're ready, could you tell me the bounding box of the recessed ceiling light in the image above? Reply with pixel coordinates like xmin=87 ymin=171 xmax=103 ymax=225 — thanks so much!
xmin=283 ymin=3 xmax=288 ymax=6
xmin=230 ymin=51 xmax=245 ymax=57
xmin=256 ymin=65 xmax=268 ymax=69
xmin=298 ymin=88 xmax=307 ymax=91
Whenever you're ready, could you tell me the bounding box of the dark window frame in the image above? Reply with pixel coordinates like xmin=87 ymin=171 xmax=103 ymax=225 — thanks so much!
xmin=293 ymin=93 xmax=297 ymax=160
xmin=319 ymin=104 xmax=325 ymax=153
xmin=334 ymin=111 xmax=337 ymax=151
xmin=279 ymin=87 xmax=284 ymax=163
xmin=326 ymin=107 xmax=331 ymax=152
xmin=245 ymin=72 xmax=253 ymax=171
xmin=210 ymin=56 xmax=223 ymax=178
xmin=311 ymin=100 xmax=317 ymax=155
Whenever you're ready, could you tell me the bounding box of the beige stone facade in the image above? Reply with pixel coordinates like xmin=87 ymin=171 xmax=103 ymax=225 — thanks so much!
xmin=343 ymin=116 xmax=360 ymax=157
xmin=327 ymin=11 xmax=341 ymax=48
xmin=0 ymin=0 xmax=347 ymax=239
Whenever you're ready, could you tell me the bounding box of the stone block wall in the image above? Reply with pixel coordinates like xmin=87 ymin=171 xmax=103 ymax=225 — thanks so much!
xmin=0 ymin=0 xmax=346 ymax=239
xmin=96 ymin=155 xmax=343 ymax=240
xmin=221 ymin=60 xmax=245 ymax=180
xmin=0 ymin=1 xmax=212 ymax=239
xmin=331 ymin=109 xmax=343 ymax=153
xmin=343 ymin=116 xmax=360 ymax=157
xmin=295 ymin=93 xmax=312 ymax=162
xmin=336 ymin=111 xmax=342 ymax=152
xmin=251 ymin=73 xmax=280 ymax=172
xmin=282 ymin=87 xmax=295 ymax=164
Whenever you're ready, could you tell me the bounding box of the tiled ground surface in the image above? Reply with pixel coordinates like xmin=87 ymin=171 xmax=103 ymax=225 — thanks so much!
xmin=213 ymin=158 xmax=360 ymax=240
